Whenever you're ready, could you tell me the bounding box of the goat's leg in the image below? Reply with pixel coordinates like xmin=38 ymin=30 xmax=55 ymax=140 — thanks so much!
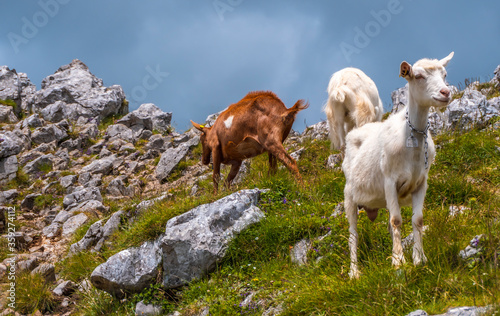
xmin=334 ymin=108 xmax=346 ymax=150
xmin=411 ymin=182 xmax=428 ymax=265
xmin=345 ymin=191 xmax=360 ymax=279
xmin=225 ymin=160 xmax=242 ymax=189
xmin=384 ymin=181 xmax=406 ymax=267
xmin=212 ymin=148 xmax=222 ymax=194
xmin=268 ymin=153 xmax=277 ymax=175
xmin=264 ymin=142 xmax=301 ymax=181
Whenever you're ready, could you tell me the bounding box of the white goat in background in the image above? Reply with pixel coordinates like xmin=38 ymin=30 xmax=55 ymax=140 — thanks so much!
xmin=323 ymin=68 xmax=383 ymax=151
xmin=342 ymin=52 xmax=454 ymax=279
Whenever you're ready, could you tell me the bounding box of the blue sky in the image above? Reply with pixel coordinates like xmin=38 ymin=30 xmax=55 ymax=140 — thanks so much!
xmin=2 ymin=1 xmax=499 ymax=132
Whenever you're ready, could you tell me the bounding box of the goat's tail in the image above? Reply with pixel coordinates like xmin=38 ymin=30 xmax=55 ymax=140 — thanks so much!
xmin=282 ymin=99 xmax=309 ymax=126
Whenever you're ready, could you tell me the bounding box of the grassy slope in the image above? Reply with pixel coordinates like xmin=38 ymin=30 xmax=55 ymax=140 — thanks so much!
xmin=59 ymin=121 xmax=499 ymax=315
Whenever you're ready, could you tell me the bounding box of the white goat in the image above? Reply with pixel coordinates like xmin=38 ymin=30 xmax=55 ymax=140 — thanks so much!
xmin=323 ymin=68 xmax=383 ymax=150
xmin=342 ymin=52 xmax=454 ymax=279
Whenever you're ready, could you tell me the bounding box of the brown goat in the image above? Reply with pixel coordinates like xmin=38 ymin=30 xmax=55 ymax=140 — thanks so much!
xmin=191 ymin=91 xmax=308 ymax=192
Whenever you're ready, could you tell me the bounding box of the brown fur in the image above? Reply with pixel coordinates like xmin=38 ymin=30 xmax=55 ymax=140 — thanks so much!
xmin=191 ymin=91 xmax=308 ymax=193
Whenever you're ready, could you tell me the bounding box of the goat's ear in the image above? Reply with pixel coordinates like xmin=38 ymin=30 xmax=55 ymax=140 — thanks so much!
xmin=191 ymin=120 xmax=206 ymax=133
xmin=439 ymin=51 xmax=454 ymax=67
xmin=400 ymin=61 xmax=413 ymax=80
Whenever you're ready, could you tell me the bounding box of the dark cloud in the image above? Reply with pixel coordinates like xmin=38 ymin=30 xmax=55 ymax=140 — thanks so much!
xmin=1 ymin=1 xmax=499 ymax=131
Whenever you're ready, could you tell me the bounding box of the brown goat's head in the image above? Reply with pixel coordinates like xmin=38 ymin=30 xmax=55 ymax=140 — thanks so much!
xmin=191 ymin=120 xmax=212 ymax=165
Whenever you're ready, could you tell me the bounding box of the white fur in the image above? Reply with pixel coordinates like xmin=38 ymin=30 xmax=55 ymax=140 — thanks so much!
xmin=323 ymin=68 xmax=383 ymax=150
xmin=342 ymin=52 xmax=454 ymax=279
xmin=224 ymin=116 xmax=234 ymax=129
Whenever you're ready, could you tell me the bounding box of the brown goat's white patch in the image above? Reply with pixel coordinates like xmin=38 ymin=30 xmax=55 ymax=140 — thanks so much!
xmin=224 ymin=116 xmax=234 ymax=129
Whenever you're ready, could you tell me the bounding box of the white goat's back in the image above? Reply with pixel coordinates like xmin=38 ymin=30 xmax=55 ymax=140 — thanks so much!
xmin=324 ymin=67 xmax=383 ymax=150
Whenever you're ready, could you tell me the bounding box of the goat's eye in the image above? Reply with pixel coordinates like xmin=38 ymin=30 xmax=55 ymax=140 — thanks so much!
xmin=415 ymin=74 xmax=425 ymax=80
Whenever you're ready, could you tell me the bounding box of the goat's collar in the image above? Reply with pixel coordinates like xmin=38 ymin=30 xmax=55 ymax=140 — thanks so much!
xmin=405 ymin=109 xmax=430 ymax=169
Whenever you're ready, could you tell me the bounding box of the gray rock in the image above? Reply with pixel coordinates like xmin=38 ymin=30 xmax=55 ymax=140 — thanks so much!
xmin=301 ymin=121 xmax=329 ymax=141
xmin=291 ymin=239 xmax=311 ymax=266
xmin=0 ymin=130 xmax=30 ymax=158
xmin=436 ymin=306 xmax=490 ymax=316
xmin=459 ymin=235 xmax=483 ymax=260
xmin=70 ymin=210 xmax=123 ymax=254
xmin=40 ymin=100 xmax=68 ymax=123
xmin=326 ymin=153 xmax=342 ymax=170
xmin=68 ymin=199 xmax=107 ymax=216
xmin=81 ymin=154 xmax=119 ymax=175
xmin=0 ymin=66 xmax=36 ymax=113
xmin=0 ymin=189 xmax=18 ymax=205
xmin=135 ymin=300 xmax=163 ymax=316
xmin=33 ymin=59 xmax=127 ymax=123
xmin=204 ymin=111 xmax=222 ymax=127
xmin=53 ymin=209 xmax=73 ymax=224
xmin=3 ymin=232 xmax=32 ymax=250
xmin=31 ymin=124 xmax=67 ymax=145
xmin=135 ymin=193 xmax=172 ymax=212
xmin=0 ymin=155 xmax=18 ymax=185
xmin=53 ymin=280 xmax=77 ymax=296
xmin=62 ymin=213 xmax=89 ymax=237
xmin=17 ymin=258 xmax=39 ymax=272
xmin=493 ymin=65 xmax=500 ymax=84
xmin=116 ymin=111 xmax=153 ymax=131
xmin=35 ymin=140 xmax=57 ymax=153
xmin=290 ymin=147 xmax=305 ymax=162
xmin=391 ymin=84 xmax=408 ymax=115
xmin=18 ymin=114 xmax=43 ymax=129
xmin=63 ymin=187 xmax=102 ymax=210
xmin=69 ymin=220 xmax=103 ymax=254
xmin=79 ymin=123 xmax=99 ymax=139
xmin=144 ymin=134 xmax=168 ymax=151
xmin=42 ymin=222 xmax=62 ymax=238
xmin=161 ymin=189 xmax=265 ymax=288
xmin=60 ymin=138 xmax=81 ymax=151
xmin=22 ymin=154 xmax=54 ymax=177
xmin=106 ymin=176 xmax=134 ymax=197
xmin=91 ymin=237 xmax=163 ymax=298
xmin=154 ymin=136 xmax=200 ymax=182
xmin=445 ymin=89 xmax=499 ymax=131
xmin=31 ymin=263 xmax=56 ymax=283
xmin=106 ymin=124 xmax=135 ymax=143
xmin=232 ymin=160 xmax=251 ymax=185
xmin=134 ymin=103 xmax=172 ymax=133
xmin=0 ymin=105 xmax=18 ymax=123
xmin=60 ymin=175 xmax=78 ymax=192
xmin=406 ymin=306 xmax=491 ymax=316
xmin=406 ymin=310 xmax=428 ymax=316
xmin=20 ymin=193 xmax=41 ymax=212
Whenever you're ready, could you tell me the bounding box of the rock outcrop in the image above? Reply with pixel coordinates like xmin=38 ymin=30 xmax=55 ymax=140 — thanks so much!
xmin=33 ymin=59 xmax=128 ymax=124
xmin=90 ymin=189 xmax=266 ymax=296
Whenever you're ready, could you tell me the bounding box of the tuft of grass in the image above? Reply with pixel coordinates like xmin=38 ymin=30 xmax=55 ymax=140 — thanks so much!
xmin=57 ymin=251 xmax=106 ymax=283
xmin=0 ymin=98 xmax=17 ymax=107
xmin=98 ymin=113 xmax=125 ymax=132
xmin=5 ymin=167 xmax=30 ymax=190
xmin=15 ymin=271 xmax=57 ymax=314
xmin=33 ymin=194 xmax=55 ymax=211
xmin=476 ymin=81 xmax=500 ymax=99
xmin=75 ymin=286 xmax=133 ymax=316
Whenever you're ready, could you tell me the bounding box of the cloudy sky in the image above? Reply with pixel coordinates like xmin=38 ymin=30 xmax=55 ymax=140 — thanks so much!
xmin=2 ymin=1 xmax=499 ymax=132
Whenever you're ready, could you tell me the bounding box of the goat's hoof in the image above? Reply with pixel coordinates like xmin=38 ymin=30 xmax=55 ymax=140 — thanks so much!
xmin=413 ymin=254 xmax=428 ymax=266
xmin=349 ymin=269 xmax=360 ymax=279
xmin=392 ymin=256 xmax=406 ymax=268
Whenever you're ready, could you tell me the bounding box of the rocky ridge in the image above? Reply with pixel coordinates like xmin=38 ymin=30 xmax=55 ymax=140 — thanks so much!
xmin=0 ymin=60 xmax=498 ymax=315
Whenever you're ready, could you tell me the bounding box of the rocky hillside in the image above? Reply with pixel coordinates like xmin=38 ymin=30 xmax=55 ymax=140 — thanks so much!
xmin=0 ymin=60 xmax=499 ymax=316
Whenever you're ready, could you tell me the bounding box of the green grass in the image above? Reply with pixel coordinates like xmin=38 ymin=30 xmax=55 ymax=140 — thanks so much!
xmin=33 ymin=194 xmax=56 ymax=211
xmin=64 ymin=123 xmax=500 ymax=315
xmin=0 ymin=98 xmax=17 ymax=107
xmin=15 ymin=271 xmax=57 ymax=314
